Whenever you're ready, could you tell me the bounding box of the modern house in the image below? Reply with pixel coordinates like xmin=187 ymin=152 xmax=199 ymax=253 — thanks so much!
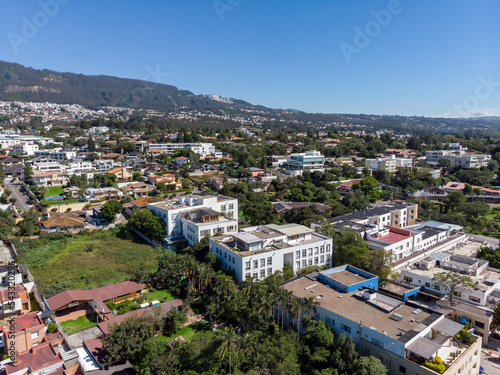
xmin=209 ymin=223 xmax=333 ymax=284
xmin=283 ymin=150 xmax=325 ymax=176
xmin=147 ymin=143 xmax=215 ymax=157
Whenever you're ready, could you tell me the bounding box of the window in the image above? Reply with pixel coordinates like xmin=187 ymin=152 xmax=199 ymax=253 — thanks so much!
xmin=31 ymin=331 xmax=39 ymax=339
xmin=228 ymin=203 xmax=234 ymax=210
xmin=302 ymin=260 xmax=307 ymax=267
xmin=267 ymin=257 xmax=272 ymax=265
xmin=475 ymin=321 xmax=485 ymax=329
xmin=340 ymin=324 xmax=351 ymax=333
xmin=326 ymin=244 xmax=331 ymax=252
xmin=252 ymin=272 xmax=258 ymax=279
xmin=267 ymin=267 xmax=272 ymax=275
xmin=403 ymin=276 xmax=413 ymax=283
xmin=314 ymin=257 xmax=319 ymax=265
xmin=308 ymin=248 xmax=313 ymax=256
xmin=425 ymin=282 xmax=431 ymax=287
xmin=232 ymin=257 xmax=235 ymax=264
xmin=434 ymin=285 xmax=440 ymax=291
xmin=320 ymin=245 xmax=325 ymax=253
xmin=453 ymin=291 xmax=462 ymax=298
xmin=302 ymin=249 xmax=306 ymax=257
xmin=399 ymin=365 xmax=406 ymax=374
xmin=469 ymin=296 xmax=480 ymax=303
xmin=371 ymin=338 xmax=384 ymax=348
xmin=245 ymin=272 xmax=250 ymax=279
xmin=314 ymin=247 xmax=319 ymax=255
xmin=245 ymin=261 xmax=250 ymax=270
xmin=253 ymin=260 xmax=258 ymax=269
xmin=260 ymin=259 xmax=265 ymax=267
xmin=308 ymin=259 xmax=312 ymax=266
xmin=221 ymin=205 xmax=226 ymax=212
xmin=296 ymin=250 xmax=300 ymax=259
xmin=260 ymin=269 xmax=265 ymax=278
xmin=320 ymin=255 xmax=325 ymax=263
xmin=224 ymin=253 xmax=227 ymax=259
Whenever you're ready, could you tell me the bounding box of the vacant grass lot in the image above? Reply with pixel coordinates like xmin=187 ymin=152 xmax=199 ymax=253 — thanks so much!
xmin=143 ymin=289 xmax=175 ymax=303
xmin=60 ymin=313 xmax=97 ymax=335
xmin=156 ymin=321 xmax=211 ymax=342
xmin=16 ymin=227 xmax=160 ymax=296
xmin=46 ymin=187 xmax=64 ymax=197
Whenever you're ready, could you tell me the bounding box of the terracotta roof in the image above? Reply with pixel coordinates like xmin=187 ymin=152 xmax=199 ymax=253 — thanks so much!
xmin=84 ymin=338 xmax=108 ymax=365
xmin=130 ymin=197 xmax=161 ymax=207
xmin=46 ymin=281 xmax=144 ymax=312
xmin=4 ymin=342 xmax=62 ymax=374
xmin=3 ymin=312 xmax=42 ymax=333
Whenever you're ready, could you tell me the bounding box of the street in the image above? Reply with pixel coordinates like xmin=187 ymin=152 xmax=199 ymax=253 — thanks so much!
xmin=5 ymin=179 xmax=32 ymax=212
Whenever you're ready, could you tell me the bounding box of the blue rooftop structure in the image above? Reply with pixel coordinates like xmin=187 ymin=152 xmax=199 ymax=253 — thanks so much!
xmin=318 ymin=265 xmax=379 ymax=293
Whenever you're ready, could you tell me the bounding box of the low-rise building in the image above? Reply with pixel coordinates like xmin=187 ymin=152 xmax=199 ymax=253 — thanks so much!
xmin=284 ymin=266 xmax=482 ymax=375
xmin=426 ymin=150 xmax=491 ymax=169
xmin=120 ymin=182 xmax=155 ymax=199
xmin=181 ymin=208 xmax=238 ymax=247
xmin=106 ymin=167 xmax=134 ymax=181
xmin=209 ymin=223 xmax=332 ymax=284
xmin=12 ymin=143 xmax=39 ymax=156
xmin=283 ymin=150 xmax=325 ymax=176
xmin=147 ymin=142 xmax=215 ymax=157
xmin=32 ymin=172 xmax=69 ymax=187
xmin=147 ymin=194 xmax=238 ymax=250
xmin=83 ymin=187 xmax=123 ymax=201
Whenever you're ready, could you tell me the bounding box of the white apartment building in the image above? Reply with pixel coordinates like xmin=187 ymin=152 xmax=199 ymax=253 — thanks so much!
xmin=426 ymin=150 xmax=491 ymax=169
xmin=0 ymin=135 xmax=54 ymax=149
xmin=283 ymin=150 xmax=325 ymax=176
xmin=12 ymin=143 xmax=39 ymax=156
xmin=147 ymin=194 xmax=238 ymax=250
xmin=209 ymin=223 xmax=332 ymax=284
xmin=181 ymin=208 xmax=238 ymax=247
xmin=33 ymin=162 xmax=66 ymax=173
xmin=66 ymin=161 xmax=94 ymax=175
xmin=147 ymin=143 xmax=215 ymax=157
xmin=34 ymin=149 xmax=77 ymax=160
xmin=93 ymin=160 xmax=121 ymax=173
xmin=365 ymin=155 xmax=413 ymax=172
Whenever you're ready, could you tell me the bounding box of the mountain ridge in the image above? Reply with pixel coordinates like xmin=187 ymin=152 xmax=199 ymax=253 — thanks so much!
xmin=0 ymin=60 xmax=265 ymax=112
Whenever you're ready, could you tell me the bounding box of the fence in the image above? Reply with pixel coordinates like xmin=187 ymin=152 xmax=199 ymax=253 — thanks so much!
xmin=133 ymin=229 xmax=163 ymax=248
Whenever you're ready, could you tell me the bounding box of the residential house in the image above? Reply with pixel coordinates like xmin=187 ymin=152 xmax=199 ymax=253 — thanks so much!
xmin=120 ymin=182 xmax=155 ymax=199
xmin=32 ymin=172 xmax=69 ymax=187
xmin=106 ymin=167 xmax=133 ymax=181
xmin=83 ymin=187 xmax=123 ymax=201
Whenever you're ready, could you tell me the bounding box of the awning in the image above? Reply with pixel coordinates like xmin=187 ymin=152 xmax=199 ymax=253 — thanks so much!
xmin=407 ymin=337 xmax=442 ymax=359
xmin=433 ymin=319 xmax=464 ymax=337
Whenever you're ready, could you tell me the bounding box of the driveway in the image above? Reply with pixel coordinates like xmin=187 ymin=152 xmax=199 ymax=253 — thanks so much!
xmin=5 ymin=179 xmax=32 ymax=212
xmin=67 ymin=327 xmax=103 ymax=348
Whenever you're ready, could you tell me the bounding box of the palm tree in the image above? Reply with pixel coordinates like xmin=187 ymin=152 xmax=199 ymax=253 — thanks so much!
xmin=290 ymin=298 xmax=302 ymax=336
xmin=491 ymin=302 xmax=500 ymax=334
xmin=301 ymin=296 xmax=319 ymax=319
xmin=218 ymin=328 xmax=241 ymax=375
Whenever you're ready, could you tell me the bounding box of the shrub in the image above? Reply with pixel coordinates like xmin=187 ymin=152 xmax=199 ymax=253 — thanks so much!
xmin=47 ymin=323 xmax=57 ymax=333
xmin=435 ymin=356 xmax=442 ymax=364
xmin=424 ymin=361 xmax=446 ymax=374
xmin=456 ymin=329 xmax=476 ymax=345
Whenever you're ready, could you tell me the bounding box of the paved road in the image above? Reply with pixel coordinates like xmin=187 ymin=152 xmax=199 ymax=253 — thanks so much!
xmin=5 ymin=179 xmax=32 ymax=212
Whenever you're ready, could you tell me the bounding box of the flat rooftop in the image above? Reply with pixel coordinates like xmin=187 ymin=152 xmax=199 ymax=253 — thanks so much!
xmin=284 ymin=275 xmax=439 ymax=342
xmin=328 ymin=269 xmax=369 ymax=286
xmin=406 ymin=266 xmax=500 ymax=291
xmin=373 ymin=230 xmax=413 ymax=244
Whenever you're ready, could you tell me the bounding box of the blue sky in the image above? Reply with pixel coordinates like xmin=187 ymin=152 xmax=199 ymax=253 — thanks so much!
xmin=1 ymin=0 xmax=500 ymax=117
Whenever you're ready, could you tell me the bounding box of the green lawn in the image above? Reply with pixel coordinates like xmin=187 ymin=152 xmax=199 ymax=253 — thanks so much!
xmin=60 ymin=313 xmax=98 ymax=335
xmin=143 ymin=289 xmax=176 ymax=303
xmin=16 ymin=227 xmax=160 ymax=296
xmin=46 ymin=187 xmax=64 ymax=197
xmin=42 ymin=197 xmax=80 ymax=206
xmin=156 ymin=321 xmax=211 ymax=342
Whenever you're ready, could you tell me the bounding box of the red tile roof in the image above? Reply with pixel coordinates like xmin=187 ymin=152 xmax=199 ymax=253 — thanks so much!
xmin=5 ymin=342 xmax=63 ymax=374
xmin=46 ymin=281 xmax=144 ymax=312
